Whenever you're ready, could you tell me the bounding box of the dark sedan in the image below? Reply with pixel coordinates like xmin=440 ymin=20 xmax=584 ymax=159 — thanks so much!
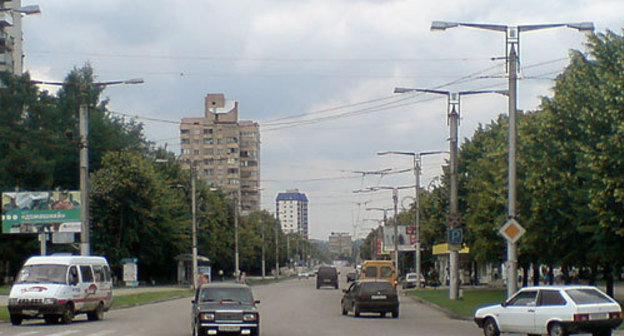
xmin=191 ymin=283 xmax=260 ymax=336
xmin=341 ymin=279 xmax=399 ymax=318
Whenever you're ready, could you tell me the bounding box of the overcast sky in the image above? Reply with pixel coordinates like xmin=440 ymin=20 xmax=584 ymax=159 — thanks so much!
xmin=21 ymin=0 xmax=624 ymax=240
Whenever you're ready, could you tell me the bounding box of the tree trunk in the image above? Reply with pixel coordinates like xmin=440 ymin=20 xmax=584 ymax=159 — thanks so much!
xmin=603 ymin=264 xmax=614 ymax=298
xmin=533 ymin=262 xmax=540 ymax=286
xmin=522 ymin=264 xmax=529 ymax=287
xmin=589 ymin=264 xmax=598 ymax=286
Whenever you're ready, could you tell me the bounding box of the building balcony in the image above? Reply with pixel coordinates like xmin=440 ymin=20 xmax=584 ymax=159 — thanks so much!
xmin=0 ymin=31 xmax=12 ymax=52
xmin=0 ymin=11 xmax=13 ymax=27
xmin=0 ymin=52 xmax=11 ymax=66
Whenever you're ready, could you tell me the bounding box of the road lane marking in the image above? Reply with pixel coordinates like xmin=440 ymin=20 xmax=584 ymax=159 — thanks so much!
xmin=14 ymin=332 xmax=39 ymax=336
xmin=85 ymin=331 xmax=117 ymax=336
xmin=44 ymin=330 xmax=79 ymax=336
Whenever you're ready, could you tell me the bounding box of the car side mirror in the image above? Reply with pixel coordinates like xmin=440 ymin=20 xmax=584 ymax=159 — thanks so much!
xmin=342 ymin=289 xmax=348 ymax=293
xmin=254 ymin=300 xmax=261 ymax=305
xmin=501 ymin=301 xmax=508 ymax=307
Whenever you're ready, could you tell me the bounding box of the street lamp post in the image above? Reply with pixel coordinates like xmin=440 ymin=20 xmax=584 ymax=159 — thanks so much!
xmin=366 ymin=208 xmax=391 ymax=259
xmin=431 ymin=20 xmax=593 ymax=297
xmin=394 ymin=87 xmax=505 ymax=300
xmin=355 ymin=185 xmax=414 ymax=276
xmin=32 ymin=78 xmax=144 ymax=257
xmin=378 ymin=150 xmax=448 ymax=286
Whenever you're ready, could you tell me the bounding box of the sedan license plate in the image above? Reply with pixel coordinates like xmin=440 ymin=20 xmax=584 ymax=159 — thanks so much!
xmin=590 ymin=313 xmax=608 ymax=320
xmin=323 ymin=279 xmax=331 ymax=283
xmin=22 ymin=309 xmax=38 ymax=315
xmin=219 ymin=326 xmax=241 ymax=332
xmin=371 ymin=295 xmax=387 ymax=300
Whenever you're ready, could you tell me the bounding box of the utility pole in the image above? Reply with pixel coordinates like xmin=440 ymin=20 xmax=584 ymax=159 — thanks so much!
xmin=392 ymin=188 xmax=399 ymax=274
xmin=430 ymin=19 xmax=593 ymax=298
xmin=31 ymin=78 xmax=143 ymax=257
xmin=234 ymin=192 xmax=240 ymax=281
xmin=79 ymin=104 xmax=90 ymax=256
xmin=261 ymin=217 xmax=266 ymax=279
xmin=275 ymin=218 xmax=280 ymax=277
xmin=191 ymin=162 xmax=198 ymax=290
xmin=394 ymin=87 xmax=505 ymax=299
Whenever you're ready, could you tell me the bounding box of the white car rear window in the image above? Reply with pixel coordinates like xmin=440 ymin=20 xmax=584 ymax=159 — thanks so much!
xmin=566 ymin=288 xmax=613 ymax=304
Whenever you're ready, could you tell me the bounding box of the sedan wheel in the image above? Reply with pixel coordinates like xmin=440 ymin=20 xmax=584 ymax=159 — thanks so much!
xmin=548 ymin=323 xmax=568 ymax=336
xmin=483 ymin=318 xmax=500 ymax=336
xmin=354 ymin=303 xmax=361 ymax=317
xmin=341 ymin=303 xmax=348 ymax=316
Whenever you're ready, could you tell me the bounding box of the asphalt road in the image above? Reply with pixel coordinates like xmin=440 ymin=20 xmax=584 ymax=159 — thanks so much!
xmin=0 ymin=274 xmax=481 ymax=336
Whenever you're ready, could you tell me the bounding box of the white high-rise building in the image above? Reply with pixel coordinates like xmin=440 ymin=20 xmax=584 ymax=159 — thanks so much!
xmin=276 ymin=189 xmax=308 ymax=239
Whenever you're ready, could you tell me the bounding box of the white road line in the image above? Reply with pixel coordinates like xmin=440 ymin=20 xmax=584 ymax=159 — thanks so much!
xmin=44 ymin=330 xmax=79 ymax=336
xmin=85 ymin=330 xmax=117 ymax=336
xmin=14 ymin=332 xmax=39 ymax=336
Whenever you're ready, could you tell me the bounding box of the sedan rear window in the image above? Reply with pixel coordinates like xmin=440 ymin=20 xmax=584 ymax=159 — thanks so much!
xmin=566 ymin=288 xmax=614 ymax=305
xmin=361 ymin=282 xmax=394 ymax=295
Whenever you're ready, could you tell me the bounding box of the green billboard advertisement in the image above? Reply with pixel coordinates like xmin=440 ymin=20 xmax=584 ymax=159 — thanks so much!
xmin=1 ymin=191 xmax=81 ymax=234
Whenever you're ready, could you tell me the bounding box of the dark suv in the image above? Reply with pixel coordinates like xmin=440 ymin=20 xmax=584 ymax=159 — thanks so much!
xmin=191 ymin=283 xmax=260 ymax=336
xmin=316 ymin=266 xmax=339 ymax=289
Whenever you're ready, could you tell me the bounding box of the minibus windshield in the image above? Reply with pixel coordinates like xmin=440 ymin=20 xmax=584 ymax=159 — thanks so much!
xmin=16 ymin=264 xmax=68 ymax=284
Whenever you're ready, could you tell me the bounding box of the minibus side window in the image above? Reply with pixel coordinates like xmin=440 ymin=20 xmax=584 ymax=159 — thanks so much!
xmin=68 ymin=266 xmax=79 ymax=286
xmin=80 ymin=265 xmax=94 ymax=283
xmin=93 ymin=265 xmax=104 ymax=282
xmin=103 ymin=265 xmax=111 ymax=282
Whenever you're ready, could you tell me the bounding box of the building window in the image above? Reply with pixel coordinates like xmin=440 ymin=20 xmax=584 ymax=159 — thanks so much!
xmin=216 ymin=138 xmax=224 ymax=145
xmin=203 ymin=148 xmax=214 ymax=155
xmin=227 ymin=168 xmax=239 ymax=175
xmin=217 ymin=149 xmax=225 ymax=155
xmin=227 ymin=158 xmax=238 ymax=165
xmin=181 ymin=139 xmax=190 ymax=144
xmin=193 ymin=150 xmax=200 ymax=155
xmin=181 ymin=149 xmax=190 ymax=155
xmin=204 ymin=138 xmax=213 ymax=144
xmin=204 ymin=158 xmax=214 ymax=165
xmin=228 ymin=179 xmax=239 ymax=185
xmin=191 ymin=129 xmax=201 ymax=135
xmin=204 ymin=129 xmax=213 ymax=134
xmin=226 ymin=137 xmax=238 ymax=144
xmin=181 ymin=129 xmax=190 ymax=134
xmin=228 ymin=148 xmax=238 ymax=154
xmin=204 ymin=169 xmax=214 ymax=176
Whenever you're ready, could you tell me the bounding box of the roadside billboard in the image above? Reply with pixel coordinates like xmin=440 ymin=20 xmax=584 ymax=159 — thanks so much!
xmin=382 ymin=225 xmax=416 ymax=252
xmin=1 ymin=191 xmax=81 ymax=234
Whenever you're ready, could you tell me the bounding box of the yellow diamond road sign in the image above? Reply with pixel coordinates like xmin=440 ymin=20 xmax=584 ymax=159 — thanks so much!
xmin=499 ymin=218 xmax=525 ymax=243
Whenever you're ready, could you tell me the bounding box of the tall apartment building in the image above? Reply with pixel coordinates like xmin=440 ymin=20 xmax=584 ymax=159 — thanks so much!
xmin=328 ymin=232 xmax=352 ymax=258
xmin=276 ymin=189 xmax=309 ymax=239
xmin=0 ymin=0 xmax=39 ymax=75
xmin=180 ymin=93 xmax=260 ymax=213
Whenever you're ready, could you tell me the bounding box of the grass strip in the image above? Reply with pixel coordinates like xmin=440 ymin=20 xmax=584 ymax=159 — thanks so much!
xmin=112 ymin=290 xmax=193 ymax=309
xmin=409 ymin=288 xmax=506 ymax=319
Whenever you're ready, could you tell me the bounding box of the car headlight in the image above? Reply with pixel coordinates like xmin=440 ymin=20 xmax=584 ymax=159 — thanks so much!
xmin=243 ymin=313 xmax=258 ymax=322
xmin=200 ymin=313 xmax=215 ymax=321
xmin=8 ymin=298 xmax=18 ymax=305
xmin=44 ymin=298 xmax=58 ymax=305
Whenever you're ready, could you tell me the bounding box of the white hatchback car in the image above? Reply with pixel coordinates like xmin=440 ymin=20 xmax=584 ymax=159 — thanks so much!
xmin=474 ymin=286 xmax=622 ymax=336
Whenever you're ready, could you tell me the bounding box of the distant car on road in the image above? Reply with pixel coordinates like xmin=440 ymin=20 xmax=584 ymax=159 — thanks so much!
xmin=346 ymin=272 xmax=358 ymax=282
xmin=401 ymin=272 xmax=425 ymax=289
xmin=316 ymin=266 xmax=339 ymax=289
xmin=341 ymin=279 xmax=399 ymax=318
xmin=474 ymin=285 xmax=622 ymax=336
xmin=191 ymin=283 xmax=260 ymax=336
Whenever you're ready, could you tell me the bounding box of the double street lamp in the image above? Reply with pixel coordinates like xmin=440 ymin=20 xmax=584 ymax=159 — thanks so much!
xmin=355 ymin=185 xmax=414 ymax=275
xmin=378 ymin=150 xmax=448 ymax=287
xmin=431 ymin=20 xmax=593 ymax=297
xmin=394 ymin=87 xmax=505 ymax=300
xmin=32 ymin=78 xmax=144 ymax=256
